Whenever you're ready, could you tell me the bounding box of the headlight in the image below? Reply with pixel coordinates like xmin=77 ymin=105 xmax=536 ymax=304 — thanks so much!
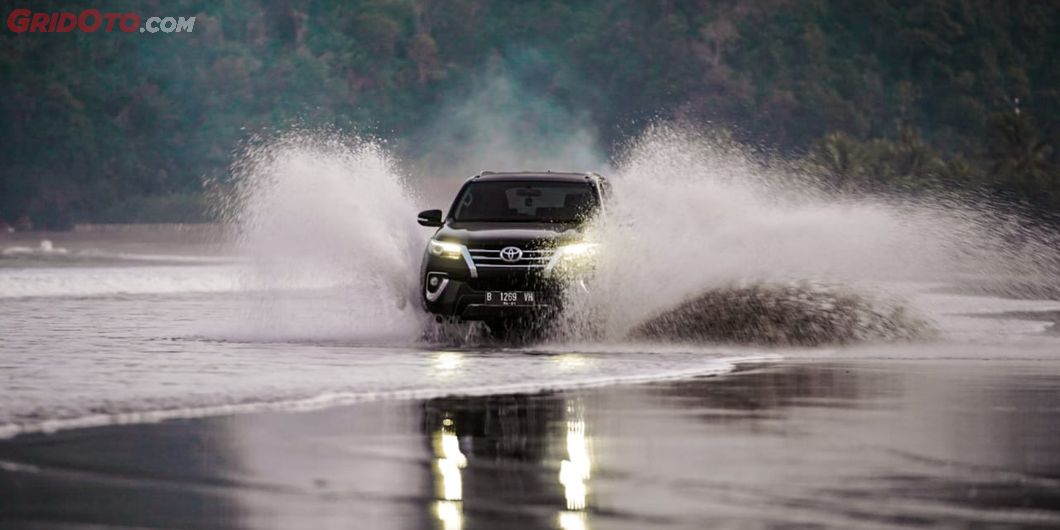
xmin=428 ymin=239 xmax=464 ymax=260
xmin=546 ymin=242 xmax=599 ymax=275
xmin=558 ymin=242 xmax=598 ymax=258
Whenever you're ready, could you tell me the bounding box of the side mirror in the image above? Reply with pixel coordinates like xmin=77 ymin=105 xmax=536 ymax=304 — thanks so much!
xmin=417 ymin=209 xmax=444 ymax=227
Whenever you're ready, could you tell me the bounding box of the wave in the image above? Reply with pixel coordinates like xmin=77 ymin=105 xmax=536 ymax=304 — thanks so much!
xmin=0 ymin=351 xmax=771 ymax=440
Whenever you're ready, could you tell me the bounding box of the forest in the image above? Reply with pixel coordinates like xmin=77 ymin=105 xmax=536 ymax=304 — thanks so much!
xmin=2 ymin=0 xmax=1058 ymax=228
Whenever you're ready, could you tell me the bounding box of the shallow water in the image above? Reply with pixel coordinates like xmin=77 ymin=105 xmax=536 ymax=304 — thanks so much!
xmin=1 ymin=227 xmax=1058 ymax=440
xmin=3 ymin=360 xmax=1059 ymax=529
xmin=0 ymin=228 xmax=762 ymax=438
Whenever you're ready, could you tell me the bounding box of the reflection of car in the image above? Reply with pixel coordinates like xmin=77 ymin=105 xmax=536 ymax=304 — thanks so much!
xmin=417 ymin=171 xmax=608 ymax=337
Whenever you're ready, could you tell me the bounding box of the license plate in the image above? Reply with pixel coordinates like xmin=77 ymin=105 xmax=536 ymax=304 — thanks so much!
xmin=484 ymin=291 xmax=537 ymax=306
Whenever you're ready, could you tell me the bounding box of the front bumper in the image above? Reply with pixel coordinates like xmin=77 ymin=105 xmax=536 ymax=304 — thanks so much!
xmin=422 ymin=274 xmax=561 ymax=320
xmin=419 ymin=238 xmax=600 ymax=321
xmin=421 ymin=251 xmax=564 ymax=320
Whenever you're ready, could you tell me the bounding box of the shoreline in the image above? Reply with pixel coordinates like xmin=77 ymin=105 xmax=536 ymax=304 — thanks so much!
xmin=0 ymin=353 xmax=773 ymax=442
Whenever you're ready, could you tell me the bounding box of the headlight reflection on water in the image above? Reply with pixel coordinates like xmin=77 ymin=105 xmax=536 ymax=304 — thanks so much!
xmin=431 ymin=405 xmax=594 ymax=530
xmin=435 ymin=501 xmax=462 ymax=530
xmin=557 ymin=353 xmax=588 ymax=370
xmin=559 ymin=399 xmax=593 ymax=530
xmin=433 ymin=417 xmax=467 ymax=530
xmin=560 ymin=417 xmax=591 ymax=510
xmin=558 ymin=511 xmax=589 ymax=530
xmin=434 ymin=351 xmax=464 ymax=375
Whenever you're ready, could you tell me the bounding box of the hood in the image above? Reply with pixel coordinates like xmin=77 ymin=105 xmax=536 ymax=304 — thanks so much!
xmin=434 ymin=222 xmax=583 ymax=247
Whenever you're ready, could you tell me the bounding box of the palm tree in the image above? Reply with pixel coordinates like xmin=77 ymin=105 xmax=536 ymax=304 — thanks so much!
xmin=809 ymin=132 xmax=867 ymax=190
xmin=984 ymin=113 xmax=1054 ymax=195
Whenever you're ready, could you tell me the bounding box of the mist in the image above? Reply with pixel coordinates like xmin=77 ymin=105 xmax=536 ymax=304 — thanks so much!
xmin=398 ymin=67 xmax=611 ymax=205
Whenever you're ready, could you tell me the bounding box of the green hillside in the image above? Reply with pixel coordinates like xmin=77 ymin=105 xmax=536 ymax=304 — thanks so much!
xmin=2 ymin=0 xmax=1058 ymax=228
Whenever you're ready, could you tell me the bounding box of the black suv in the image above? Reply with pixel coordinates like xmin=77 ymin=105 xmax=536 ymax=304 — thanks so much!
xmin=417 ymin=171 xmax=608 ymax=335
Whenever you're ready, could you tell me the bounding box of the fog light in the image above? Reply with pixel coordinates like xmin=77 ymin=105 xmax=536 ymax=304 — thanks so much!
xmin=425 ymin=273 xmax=449 ymax=302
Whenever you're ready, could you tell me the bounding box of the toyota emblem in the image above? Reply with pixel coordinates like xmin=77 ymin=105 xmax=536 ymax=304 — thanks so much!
xmin=500 ymin=246 xmax=523 ymax=262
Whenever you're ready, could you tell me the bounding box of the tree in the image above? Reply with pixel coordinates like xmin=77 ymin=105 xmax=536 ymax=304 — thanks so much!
xmin=809 ymin=132 xmax=867 ymax=191
xmin=984 ymin=112 xmax=1057 ymax=206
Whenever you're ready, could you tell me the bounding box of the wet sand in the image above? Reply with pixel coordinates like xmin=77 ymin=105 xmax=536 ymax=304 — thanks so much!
xmin=2 ymin=359 xmax=1059 ymax=529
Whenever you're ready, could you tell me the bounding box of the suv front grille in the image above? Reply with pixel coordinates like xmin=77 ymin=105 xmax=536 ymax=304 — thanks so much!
xmin=468 ymin=247 xmax=555 ymax=269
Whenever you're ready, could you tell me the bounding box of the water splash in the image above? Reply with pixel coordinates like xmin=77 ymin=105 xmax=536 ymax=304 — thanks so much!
xmin=559 ymin=125 xmax=1060 ymax=341
xmin=629 ymin=281 xmax=930 ymax=346
xmin=216 ymin=126 xmax=1059 ymax=346
xmin=220 ymin=131 xmax=427 ymax=341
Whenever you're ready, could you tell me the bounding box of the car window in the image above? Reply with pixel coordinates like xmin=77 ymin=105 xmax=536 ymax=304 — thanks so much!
xmin=452 ymin=181 xmax=598 ymax=223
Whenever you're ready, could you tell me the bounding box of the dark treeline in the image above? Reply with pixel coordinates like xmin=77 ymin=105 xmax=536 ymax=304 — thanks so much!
xmin=2 ymin=0 xmax=1058 ymax=228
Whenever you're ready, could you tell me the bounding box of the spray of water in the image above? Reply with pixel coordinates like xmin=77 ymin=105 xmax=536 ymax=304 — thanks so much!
xmin=560 ymin=125 xmax=1060 ymax=342
xmin=218 ymin=122 xmax=1059 ymax=346
xmin=220 ymin=131 xmax=426 ymax=341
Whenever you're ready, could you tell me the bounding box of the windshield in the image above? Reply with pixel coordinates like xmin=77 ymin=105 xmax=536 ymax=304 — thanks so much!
xmin=451 ymin=180 xmax=599 ymax=223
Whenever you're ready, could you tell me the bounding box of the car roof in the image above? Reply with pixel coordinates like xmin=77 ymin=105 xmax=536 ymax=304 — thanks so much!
xmin=469 ymin=171 xmax=604 ymax=183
